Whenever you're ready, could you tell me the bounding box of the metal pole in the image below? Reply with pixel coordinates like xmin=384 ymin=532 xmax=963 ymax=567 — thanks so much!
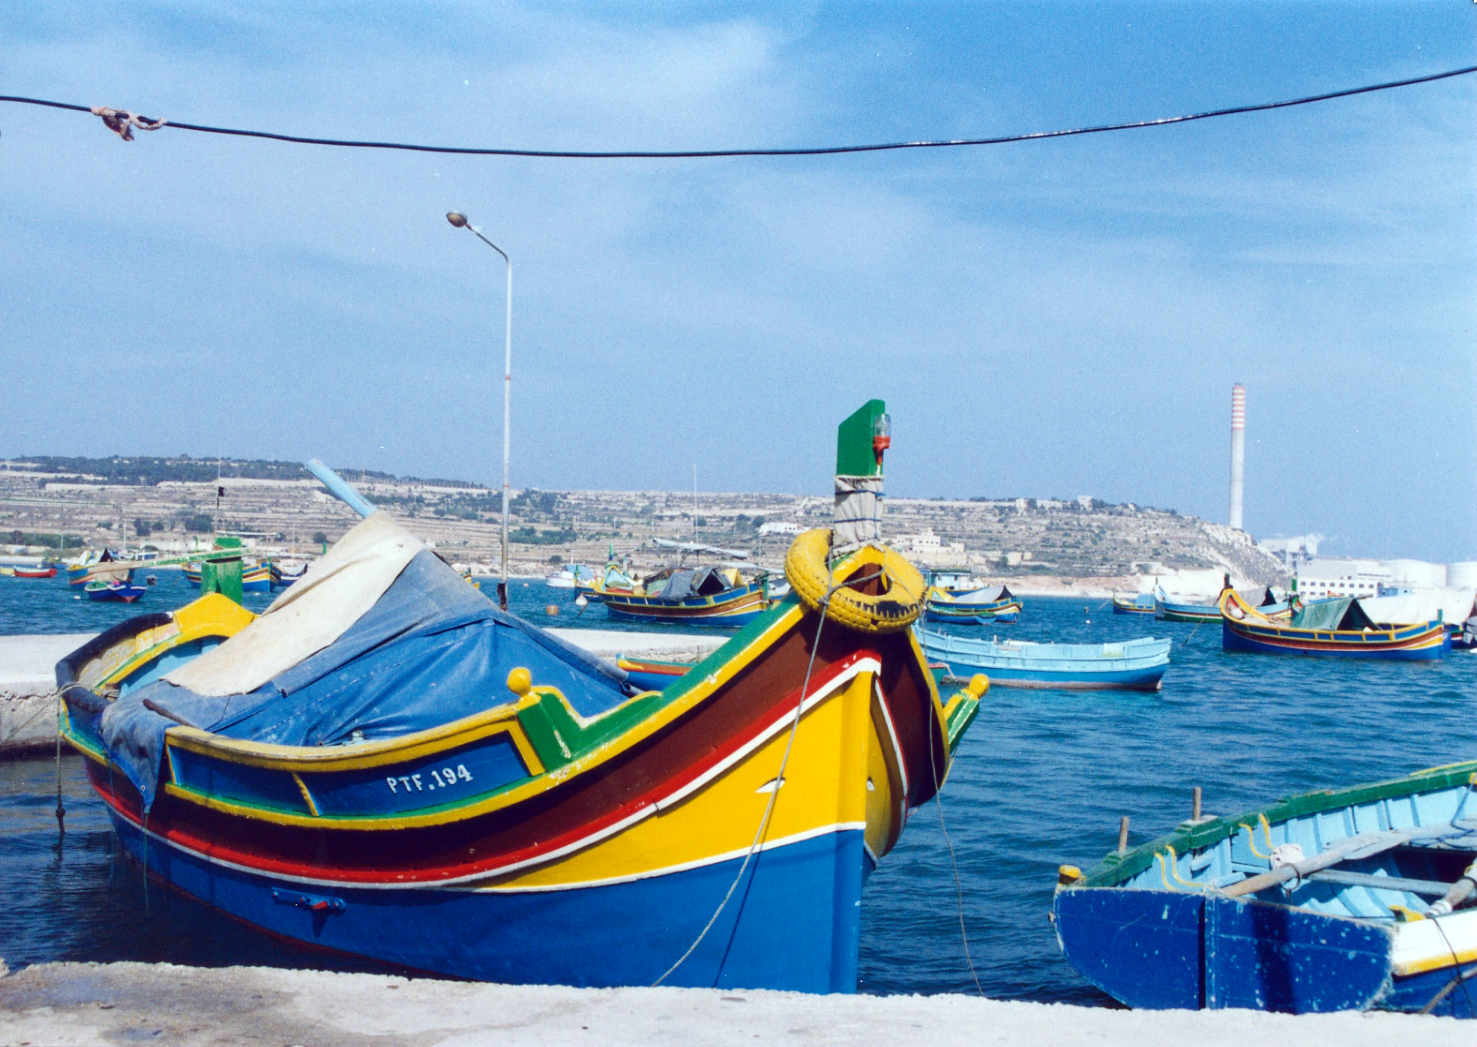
xmin=447 ymin=212 xmax=512 ymax=611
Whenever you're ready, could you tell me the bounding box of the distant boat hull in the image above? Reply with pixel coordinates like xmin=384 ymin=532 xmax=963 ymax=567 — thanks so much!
xmin=1111 ymin=594 xmax=1155 ymax=615
xmin=184 ymin=562 xmax=272 ymax=592
xmin=919 ymin=629 xmax=1171 ymax=691
xmin=602 ymin=582 xmax=768 ymax=627
xmin=84 ymin=581 xmax=147 ymax=603
xmin=1155 ymin=597 xmax=1220 ymax=623
xmin=923 ymin=587 xmax=1023 ymax=624
xmin=1220 ymin=589 xmax=1449 ymax=660
xmin=12 ymin=565 xmax=58 ymax=579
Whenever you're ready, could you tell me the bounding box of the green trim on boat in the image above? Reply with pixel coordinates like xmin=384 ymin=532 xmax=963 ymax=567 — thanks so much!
xmin=1078 ymin=758 xmax=1477 ymax=887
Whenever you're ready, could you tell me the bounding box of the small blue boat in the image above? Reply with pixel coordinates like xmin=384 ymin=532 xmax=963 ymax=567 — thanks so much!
xmin=1054 ymin=761 xmax=1477 ymax=1018
xmin=84 ymin=579 xmax=147 ymax=603
xmin=918 ymin=628 xmax=1171 ymax=691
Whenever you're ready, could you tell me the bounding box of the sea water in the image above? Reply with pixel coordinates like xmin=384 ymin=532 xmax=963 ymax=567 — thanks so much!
xmin=1 ymin=577 xmax=1472 ymax=1003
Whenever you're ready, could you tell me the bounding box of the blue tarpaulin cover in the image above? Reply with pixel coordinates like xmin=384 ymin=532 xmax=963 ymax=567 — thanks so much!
xmin=100 ymin=550 xmax=631 ymax=809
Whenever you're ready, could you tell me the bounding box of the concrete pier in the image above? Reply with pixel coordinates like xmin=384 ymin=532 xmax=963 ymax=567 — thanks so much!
xmin=0 ymin=962 xmax=1466 ymax=1046
xmin=0 ymin=629 xmax=725 ymax=758
xmin=0 ymin=634 xmax=94 ymax=756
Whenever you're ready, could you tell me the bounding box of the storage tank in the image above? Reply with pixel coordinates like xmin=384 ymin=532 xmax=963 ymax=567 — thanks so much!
xmin=1448 ymin=562 xmax=1477 ymax=590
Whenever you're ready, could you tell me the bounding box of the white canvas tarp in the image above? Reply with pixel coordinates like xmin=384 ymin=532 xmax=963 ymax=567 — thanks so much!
xmin=164 ymin=512 xmax=424 ymax=697
xmin=1358 ymin=588 xmax=1477 ymax=628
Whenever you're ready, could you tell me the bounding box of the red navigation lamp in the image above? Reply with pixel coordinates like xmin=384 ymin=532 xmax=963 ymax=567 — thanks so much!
xmin=872 ymin=412 xmax=892 ymax=466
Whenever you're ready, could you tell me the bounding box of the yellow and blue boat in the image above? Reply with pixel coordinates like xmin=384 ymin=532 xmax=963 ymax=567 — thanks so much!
xmin=1221 ymin=588 xmax=1449 ymax=660
xmin=1111 ymin=592 xmax=1156 ymax=615
xmin=58 ymin=505 xmax=980 ymax=992
xmin=599 ymin=566 xmax=769 ymax=627
xmin=923 ymin=584 xmax=1022 ymax=625
xmin=183 ymin=560 xmax=272 ymax=593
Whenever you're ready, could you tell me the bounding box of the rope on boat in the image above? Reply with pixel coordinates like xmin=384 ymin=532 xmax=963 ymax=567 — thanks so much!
xmin=651 ymin=570 xmax=848 ymax=987
xmin=1420 ymin=919 xmax=1477 ymax=1018
xmin=54 ymin=689 xmax=65 ymax=835
xmin=927 ymin=680 xmax=984 ymax=996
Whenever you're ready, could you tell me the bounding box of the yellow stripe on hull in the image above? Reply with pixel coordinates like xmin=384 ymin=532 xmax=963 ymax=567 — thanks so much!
xmin=474 ymin=664 xmax=905 ymax=892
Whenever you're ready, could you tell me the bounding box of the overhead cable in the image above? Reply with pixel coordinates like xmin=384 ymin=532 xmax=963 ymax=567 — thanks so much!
xmin=1 ymin=64 xmax=1473 ymax=159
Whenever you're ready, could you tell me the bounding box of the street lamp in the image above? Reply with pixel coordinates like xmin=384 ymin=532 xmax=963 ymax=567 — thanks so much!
xmin=447 ymin=210 xmax=513 ymax=611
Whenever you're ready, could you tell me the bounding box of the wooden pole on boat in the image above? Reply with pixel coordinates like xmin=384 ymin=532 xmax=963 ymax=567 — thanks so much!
xmin=448 ymin=211 xmax=513 ymax=611
xmin=1117 ymin=816 xmax=1130 ymax=854
xmin=1193 ymin=786 xmax=1203 ymax=822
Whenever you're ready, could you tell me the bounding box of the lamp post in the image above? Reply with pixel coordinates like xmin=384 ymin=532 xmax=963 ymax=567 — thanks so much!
xmin=447 ymin=211 xmax=513 ymax=610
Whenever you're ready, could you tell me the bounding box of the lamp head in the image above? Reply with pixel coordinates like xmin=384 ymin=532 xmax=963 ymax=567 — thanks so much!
xmin=446 ymin=211 xmax=468 ymax=228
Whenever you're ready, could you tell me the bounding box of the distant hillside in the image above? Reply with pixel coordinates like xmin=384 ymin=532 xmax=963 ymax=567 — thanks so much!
xmin=2 ymin=457 xmax=477 ymax=490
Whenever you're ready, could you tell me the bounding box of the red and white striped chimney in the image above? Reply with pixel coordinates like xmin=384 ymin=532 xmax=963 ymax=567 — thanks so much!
xmin=1229 ymin=384 xmax=1245 ymax=530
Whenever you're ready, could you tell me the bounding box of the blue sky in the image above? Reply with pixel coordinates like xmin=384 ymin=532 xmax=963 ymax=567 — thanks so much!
xmin=2 ymin=2 xmax=1473 ymax=561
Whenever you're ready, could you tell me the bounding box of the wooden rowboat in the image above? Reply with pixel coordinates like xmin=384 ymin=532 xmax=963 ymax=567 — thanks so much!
xmin=917 ymin=628 xmax=1171 ymax=691
xmin=1054 ymin=761 xmax=1477 ymax=1018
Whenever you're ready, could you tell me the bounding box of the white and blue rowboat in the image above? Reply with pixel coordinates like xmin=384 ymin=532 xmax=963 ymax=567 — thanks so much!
xmin=918 ymin=629 xmax=1171 ymax=691
xmin=1053 ymin=761 xmax=1477 ymax=1018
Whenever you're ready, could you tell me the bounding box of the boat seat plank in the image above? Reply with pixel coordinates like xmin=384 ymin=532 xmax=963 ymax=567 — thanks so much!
xmin=1305 ymin=869 xmax=1454 ymax=898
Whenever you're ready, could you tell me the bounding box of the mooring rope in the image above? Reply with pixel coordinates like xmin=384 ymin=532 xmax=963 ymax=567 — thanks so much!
xmin=1421 ymin=916 xmax=1477 ymax=1018
xmin=651 ymin=571 xmax=844 ymax=987
xmin=926 ymin=683 xmax=984 ymax=996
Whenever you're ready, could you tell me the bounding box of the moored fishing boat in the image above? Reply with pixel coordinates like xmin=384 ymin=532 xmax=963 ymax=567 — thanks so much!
xmin=84 ymin=579 xmax=148 ymax=603
xmin=1111 ymin=592 xmax=1156 ymax=615
xmin=58 ymin=417 xmax=982 ymax=992
xmin=184 ymin=560 xmax=272 ymax=593
xmin=599 ymin=565 xmax=769 ymax=627
xmin=1157 ymin=583 xmax=1289 ymax=623
xmin=614 ymin=654 xmax=694 ymax=691
xmin=13 ymin=564 xmax=59 ymax=579
xmin=1220 ymin=588 xmax=1448 ymax=660
xmin=923 ymin=584 xmax=1022 ymax=625
xmin=545 ymin=563 xmax=595 ymax=589
xmin=1053 ymin=761 xmax=1477 ymax=1018
xmin=268 ymin=560 xmax=310 ymax=590
xmin=917 ymin=628 xmax=1171 ymax=691
xmin=67 ymin=549 xmax=130 ymax=588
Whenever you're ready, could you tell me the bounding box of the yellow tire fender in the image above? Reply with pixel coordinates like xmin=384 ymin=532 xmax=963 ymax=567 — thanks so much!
xmin=783 ymin=529 xmax=925 ymax=634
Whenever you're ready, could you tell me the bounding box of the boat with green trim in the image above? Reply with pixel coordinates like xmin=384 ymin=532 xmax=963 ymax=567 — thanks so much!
xmin=58 ymin=426 xmax=981 ymax=992
xmin=1053 ymin=761 xmax=1477 ymax=1018
xmin=1221 ymin=587 xmax=1449 ymax=660
xmin=923 ymin=584 xmax=1022 ymax=624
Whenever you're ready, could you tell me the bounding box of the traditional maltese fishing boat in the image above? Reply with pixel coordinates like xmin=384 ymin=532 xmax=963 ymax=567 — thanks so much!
xmin=598 ymin=564 xmax=770 ymax=627
xmin=1220 ymin=588 xmax=1449 ymax=660
xmin=923 ymin=584 xmax=1022 ymax=625
xmin=184 ymin=560 xmax=272 ymax=593
xmin=1053 ymin=761 xmax=1477 ymax=1018
xmin=1111 ymin=592 xmax=1155 ymax=615
xmin=59 ymin=413 xmax=981 ymax=992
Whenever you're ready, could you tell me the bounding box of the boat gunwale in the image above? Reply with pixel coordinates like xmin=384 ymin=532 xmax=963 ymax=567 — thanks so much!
xmin=1069 ymin=761 xmax=1477 ymax=889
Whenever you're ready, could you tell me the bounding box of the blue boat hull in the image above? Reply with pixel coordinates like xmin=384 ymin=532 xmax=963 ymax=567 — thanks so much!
xmin=955 ymin=663 xmax=1166 ymax=690
xmin=108 ymin=808 xmax=869 ymax=992
xmin=923 ymin=607 xmax=1018 ymax=625
xmin=1054 ymin=888 xmax=1475 ymax=1017
xmin=1222 ymin=623 xmax=1450 ymax=660
xmin=602 ymin=604 xmax=764 ymax=627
